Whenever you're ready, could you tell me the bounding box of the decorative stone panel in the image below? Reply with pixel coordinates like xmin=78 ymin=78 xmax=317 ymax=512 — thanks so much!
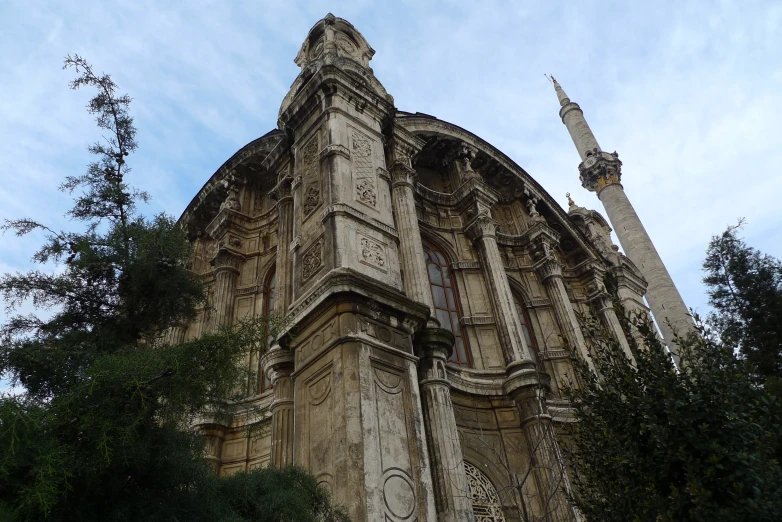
xmin=351 ymin=128 xmax=377 ymax=209
xmin=301 ymin=238 xmax=323 ymax=281
xmin=300 ymin=135 xmax=321 ymax=218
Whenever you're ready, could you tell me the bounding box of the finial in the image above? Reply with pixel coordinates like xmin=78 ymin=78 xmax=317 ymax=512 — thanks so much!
xmin=566 ymin=192 xmax=575 ymax=207
xmin=549 ymin=74 xmax=570 ymax=107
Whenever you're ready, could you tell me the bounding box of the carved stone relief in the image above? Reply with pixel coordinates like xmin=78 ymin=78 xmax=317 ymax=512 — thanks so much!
xmin=359 ymin=235 xmax=386 ymax=271
xmin=301 ymin=238 xmax=323 ymax=281
xmin=301 ymin=135 xmax=321 ymax=218
xmin=351 ymin=129 xmax=377 ymax=208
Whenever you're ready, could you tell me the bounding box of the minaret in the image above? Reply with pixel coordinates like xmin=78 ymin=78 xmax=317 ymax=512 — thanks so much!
xmin=551 ymin=77 xmax=695 ymax=352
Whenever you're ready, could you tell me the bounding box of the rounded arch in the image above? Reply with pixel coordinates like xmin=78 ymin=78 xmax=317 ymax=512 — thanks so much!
xmin=507 ymin=275 xmax=534 ymax=306
xmin=258 ymin=258 xmax=278 ymax=312
xmin=258 ymin=263 xmax=277 ymax=392
xmin=263 ymin=265 xmax=277 ymax=315
xmin=419 ymin=226 xmax=461 ymax=266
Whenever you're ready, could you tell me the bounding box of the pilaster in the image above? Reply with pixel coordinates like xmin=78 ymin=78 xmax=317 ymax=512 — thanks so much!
xmin=584 ymin=269 xmax=635 ymax=362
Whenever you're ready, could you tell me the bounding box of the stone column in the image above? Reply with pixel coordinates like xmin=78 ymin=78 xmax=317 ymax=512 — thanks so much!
xmin=527 ymin=222 xmax=591 ymax=367
xmin=271 ymin=171 xmax=294 ymax=313
xmin=465 ymin=211 xmax=537 ymax=367
xmin=592 ymin=289 xmax=635 ymax=362
xmin=503 ymin=376 xmax=577 ymax=521
xmin=387 ymin=128 xmax=436 ymax=324
xmin=389 ymin=162 xmax=435 ymax=315
xmin=535 ymin=256 xmax=592 ymax=365
xmin=164 ymin=323 xmax=186 ymax=345
xmin=261 ymin=345 xmax=295 ymax=468
xmin=414 ymin=328 xmax=474 ymax=522
xmin=211 ymin=248 xmax=242 ymax=329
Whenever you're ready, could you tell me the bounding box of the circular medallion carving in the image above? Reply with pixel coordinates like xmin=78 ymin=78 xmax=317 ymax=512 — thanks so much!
xmin=383 ymin=474 xmax=415 ymax=519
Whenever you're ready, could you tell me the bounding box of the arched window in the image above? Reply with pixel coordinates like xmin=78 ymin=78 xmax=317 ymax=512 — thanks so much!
xmin=464 ymin=461 xmax=506 ymax=521
xmin=423 ymin=242 xmax=470 ymax=367
xmin=512 ymin=290 xmax=541 ymax=365
xmin=259 ymin=268 xmax=276 ymax=392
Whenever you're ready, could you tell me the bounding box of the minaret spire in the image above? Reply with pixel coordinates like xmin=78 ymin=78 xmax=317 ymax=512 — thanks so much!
xmin=552 ymin=78 xmax=696 ymax=353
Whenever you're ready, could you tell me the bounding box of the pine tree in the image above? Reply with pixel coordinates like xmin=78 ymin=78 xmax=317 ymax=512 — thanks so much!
xmin=703 ymin=219 xmax=782 ymax=392
xmin=564 ymin=301 xmax=782 ymax=521
xmin=0 ymin=56 xmax=348 ymax=522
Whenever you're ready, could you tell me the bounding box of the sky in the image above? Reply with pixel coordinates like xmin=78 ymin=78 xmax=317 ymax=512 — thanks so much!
xmin=1 ymin=0 xmax=781 ymax=331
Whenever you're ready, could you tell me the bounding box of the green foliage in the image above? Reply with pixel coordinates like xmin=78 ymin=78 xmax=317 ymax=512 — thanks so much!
xmin=564 ymin=307 xmax=782 ymax=522
xmin=0 ymin=57 xmax=346 ymax=521
xmin=703 ymin=219 xmax=782 ymax=393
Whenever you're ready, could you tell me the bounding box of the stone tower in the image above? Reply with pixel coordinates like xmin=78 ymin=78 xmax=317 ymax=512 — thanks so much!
xmin=552 ymin=78 xmax=695 ymax=352
xmin=177 ymin=14 xmax=656 ymax=522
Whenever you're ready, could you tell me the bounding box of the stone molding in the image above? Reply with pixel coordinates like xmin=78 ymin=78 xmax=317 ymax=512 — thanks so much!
xmin=320 ymin=203 xmax=399 ymax=240
xmin=460 ymin=315 xmax=495 ymax=326
xmin=319 ymin=143 xmax=351 ymax=161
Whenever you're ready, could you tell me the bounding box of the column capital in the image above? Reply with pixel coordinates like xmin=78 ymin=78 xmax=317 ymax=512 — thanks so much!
xmin=464 ymin=212 xmax=499 ymax=242
xmin=270 ymin=175 xmax=294 ymax=204
xmin=579 ymin=150 xmax=623 ymax=193
xmin=389 ymin=160 xmax=418 ymax=188
xmin=210 ymin=247 xmax=243 ymax=275
xmin=386 ymin=124 xmax=426 ymax=168
xmin=534 ymin=255 xmax=564 ymax=282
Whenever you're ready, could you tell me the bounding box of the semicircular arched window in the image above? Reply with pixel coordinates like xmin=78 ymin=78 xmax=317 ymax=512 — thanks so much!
xmin=512 ymin=290 xmax=541 ymax=366
xmin=423 ymin=242 xmax=471 ymax=367
xmin=259 ymin=267 xmax=276 ymax=392
xmin=464 ymin=461 xmax=506 ymax=521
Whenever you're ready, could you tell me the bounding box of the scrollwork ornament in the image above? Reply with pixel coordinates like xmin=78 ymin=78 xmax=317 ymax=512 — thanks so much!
xmin=301 ymin=239 xmax=323 ymax=281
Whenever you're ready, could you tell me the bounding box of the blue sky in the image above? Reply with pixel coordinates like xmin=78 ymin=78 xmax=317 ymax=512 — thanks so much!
xmin=1 ymin=0 xmax=781 ymax=329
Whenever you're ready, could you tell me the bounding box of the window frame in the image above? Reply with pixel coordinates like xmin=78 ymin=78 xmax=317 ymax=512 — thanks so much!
xmin=259 ymin=266 xmax=276 ymax=392
xmin=423 ymin=241 xmax=472 ymax=367
xmin=511 ymin=289 xmax=541 ymax=366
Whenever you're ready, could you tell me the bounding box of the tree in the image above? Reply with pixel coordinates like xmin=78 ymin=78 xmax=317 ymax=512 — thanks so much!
xmin=703 ymin=219 xmax=782 ymax=393
xmin=563 ymin=302 xmax=782 ymax=522
xmin=0 ymin=56 xmax=348 ymax=522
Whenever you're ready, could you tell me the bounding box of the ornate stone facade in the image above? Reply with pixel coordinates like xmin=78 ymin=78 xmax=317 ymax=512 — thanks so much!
xmin=173 ymin=14 xmax=668 ymax=521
